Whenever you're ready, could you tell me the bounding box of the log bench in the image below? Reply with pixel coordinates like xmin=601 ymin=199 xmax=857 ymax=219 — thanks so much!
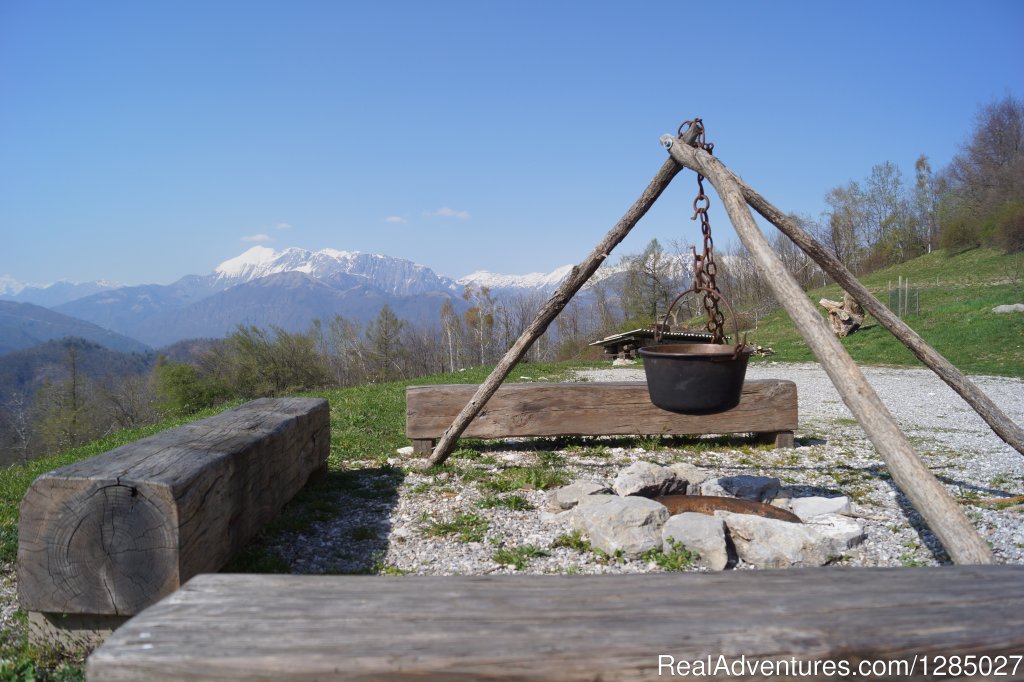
xmin=87 ymin=566 xmax=1024 ymax=680
xmin=17 ymin=397 xmax=329 ymax=647
xmin=406 ymin=380 xmax=797 ymax=452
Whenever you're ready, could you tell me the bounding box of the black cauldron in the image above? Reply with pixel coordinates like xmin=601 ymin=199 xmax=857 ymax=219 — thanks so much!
xmin=639 ymin=287 xmax=752 ymax=413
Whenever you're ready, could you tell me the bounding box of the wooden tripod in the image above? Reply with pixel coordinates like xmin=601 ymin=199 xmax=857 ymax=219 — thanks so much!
xmin=425 ymin=127 xmax=1022 ymax=565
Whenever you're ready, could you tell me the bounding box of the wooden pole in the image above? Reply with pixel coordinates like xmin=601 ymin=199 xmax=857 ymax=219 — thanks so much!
xmin=699 ymin=152 xmax=1024 ymax=457
xmin=424 ymin=158 xmax=685 ymax=466
xmin=662 ymin=134 xmax=993 ymax=565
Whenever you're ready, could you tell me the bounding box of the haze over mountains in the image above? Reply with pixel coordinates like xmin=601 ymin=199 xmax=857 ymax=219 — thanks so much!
xmin=1 ymin=247 xmax=593 ymax=351
xmin=0 ymin=277 xmax=122 ymax=308
xmin=0 ymin=301 xmax=151 ymax=355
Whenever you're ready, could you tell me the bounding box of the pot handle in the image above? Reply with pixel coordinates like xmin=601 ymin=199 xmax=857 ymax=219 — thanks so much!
xmin=655 ymin=286 xmax=747 ymax=356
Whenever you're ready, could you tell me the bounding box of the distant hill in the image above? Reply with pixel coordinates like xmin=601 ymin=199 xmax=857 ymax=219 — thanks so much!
xmin=52 ymin=275 xmax=227 ymax=341
xmin=0 ymin=337 xmax=156 ymax=399
xmin=747 ymin=248 xmax=1024 ymax=376
xmin=0 ymin=300 xmax=150 ymax=355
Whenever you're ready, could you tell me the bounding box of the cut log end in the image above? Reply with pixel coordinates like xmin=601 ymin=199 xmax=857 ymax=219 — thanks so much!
xmin=18 ymin=481 xmax=179 ymax=615
xmin=820 ymin=292 xmax=865 ymax=337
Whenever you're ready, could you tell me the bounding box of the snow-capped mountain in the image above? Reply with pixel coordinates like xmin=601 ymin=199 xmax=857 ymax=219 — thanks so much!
xmin=0 ymin=275 xmax=25 ymax=297
xmin=213 ymin=246 xmax=455 ymax=297
xmin=0 ymin=277 xmax=123 ymax=307
xmin=54 ymin=247 xmax=471 ymax=347
xmin=30 ymin=245 xmax=623 ymax=348
xmin=457 ymin=264 xmax=575 ymax=292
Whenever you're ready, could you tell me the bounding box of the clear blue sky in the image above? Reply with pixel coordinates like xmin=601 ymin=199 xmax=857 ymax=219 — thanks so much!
xmin=2 ymin=1 xmax=1022 ymax=286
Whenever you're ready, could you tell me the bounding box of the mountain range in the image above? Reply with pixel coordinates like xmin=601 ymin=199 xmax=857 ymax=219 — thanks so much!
xmin=0 ymin=300 xmax=151 ymax=355
xmin=0 ymin=277 xmax=122 ymax=308
xmin=1 ymin=247 xmax=604 ymax=351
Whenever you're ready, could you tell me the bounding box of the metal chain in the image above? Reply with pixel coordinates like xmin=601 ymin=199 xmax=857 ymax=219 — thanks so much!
xmin=678 ymin=119 xmax=726 ymax=342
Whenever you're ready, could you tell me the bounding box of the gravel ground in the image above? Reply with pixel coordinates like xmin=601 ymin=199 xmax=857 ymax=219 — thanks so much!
xmin=273 ymin=361 xmax=1024 ymax=575
xmin=2 ymin=362 xmax=1022 ymax=643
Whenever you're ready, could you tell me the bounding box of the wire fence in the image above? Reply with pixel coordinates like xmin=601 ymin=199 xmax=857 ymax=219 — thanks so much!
xmin=888 ymin=276 xmax=920 ymax=318
xmin=888 ymin=287 xmax=920 ymax=317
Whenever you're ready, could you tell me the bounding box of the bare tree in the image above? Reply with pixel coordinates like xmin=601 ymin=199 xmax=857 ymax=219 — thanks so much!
xmin=401 ymin=324 xmax=446 ymax=379
xmin=823 ymin=181 xmax=869 ymax=273
xmin=0 ymin=391 xmax=36 ymax=463
xmin=463 ymin=285 xmax=496 ymax=366
xmin=915 ymin=155 xmax=938 ymax=253
xmin=619 ymin=238 xmax=686 ymax=325
xmin=940 ymin=96 xmax=1024 ymax=252
xmin=771 ymin=214 xmax=821 ymax=289
xmin=438 ymin=298 xmax=464 ymax=372
xmin=324 ymin=315 xmax=367 ymax=385
xmin=100 ymin=374 xmax=158 ymax=430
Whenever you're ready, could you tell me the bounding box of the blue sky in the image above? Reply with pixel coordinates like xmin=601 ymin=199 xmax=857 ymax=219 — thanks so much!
xmin=2 ymin=1 xmax=1022 ymax=286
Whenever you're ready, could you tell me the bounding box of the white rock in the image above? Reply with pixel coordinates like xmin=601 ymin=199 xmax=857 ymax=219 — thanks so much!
xmin=804 ymin=513 xmax=866 ymax=549
xmin=573 ymin=496 xmax=670 ymax=557
xmin=668 ymin=463 xmax=708 ymax=493
xmin=789 ymin=496 xmax=852 ymax=520
xmin=710 ymin=475 xmax=781 ymax=502
xmin=700 ymin=479 xmax=728 ymax=497
xmin=544 ymin=480 xmax=613 ymax=512
xmin=577 ymin=494 xmax=618 ymax=506
xmin=569 ymin=495 xmax=618 ymax=530
xmin=719 ymin=512 xmax=842 ymax=568
xmin=662 ymin=513 xmax=729 ymax=570
xmin=539 ymin=510 xmax=574 ymax=525
xmin=992 ymin=303 xmax=1024 ymax=314
xmin=396 ymin=446 xmax=415 ymax=456
xmin=612 ymin=358 xmax=637 ymax=366
xmin=613 ymin=461 xmax=687 ymax=498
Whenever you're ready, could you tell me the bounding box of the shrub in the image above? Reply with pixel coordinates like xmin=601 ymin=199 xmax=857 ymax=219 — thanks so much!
xmin=154 ymin=358 xmax=229 ymax=416
xmin=938 ymin=206 xmax=982 ymax=253
xmin=993 ymin=201 xmax=1024 ymax=253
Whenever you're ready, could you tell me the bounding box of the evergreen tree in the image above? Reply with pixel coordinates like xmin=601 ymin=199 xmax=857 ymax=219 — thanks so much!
xmin=36 ymin=343 xmax=100 ymax=452
xmin=364 ymin=305 xmax=405 ymax=381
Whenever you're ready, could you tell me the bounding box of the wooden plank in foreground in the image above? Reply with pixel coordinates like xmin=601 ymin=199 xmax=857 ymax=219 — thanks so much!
xmin=87 ymin=566 xmax=1024 ymax=681
xmin=407 ymin=380 xmax=797 ymax=443
xmin=18 ymin=397 xmax=329 ymax=621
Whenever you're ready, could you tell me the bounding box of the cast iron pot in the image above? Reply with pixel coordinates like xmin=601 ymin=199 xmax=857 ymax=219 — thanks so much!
xmin=638 ymin=287 xmax=753 ymax=414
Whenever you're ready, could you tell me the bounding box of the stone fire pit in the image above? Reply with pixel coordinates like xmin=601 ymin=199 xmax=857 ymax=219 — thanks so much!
xmin=545 ymin=461 xmax=865 ymax=570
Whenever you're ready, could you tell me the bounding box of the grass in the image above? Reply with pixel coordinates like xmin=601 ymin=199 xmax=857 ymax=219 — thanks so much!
xmin=641 ymin=538 xmax=698 ymax=571
xmin=424 ymin=512 xmax=489 ymax=543
xmin=0 ymin=399 xmax=246 ymax=567
xmin=551 ymin=530 xmax=591 ymax=552
xmin=477 ymin=494 xmax=534 ymax=511
xmin=492 ymin=545 xmax=550 ymax=571
xmin=480 ymin=465 xmax=569 ymax=493
xmin=0 ymin=360 xmax=588 ymax=676
xmin=744 ymin=248 xmax=1024 ymax=376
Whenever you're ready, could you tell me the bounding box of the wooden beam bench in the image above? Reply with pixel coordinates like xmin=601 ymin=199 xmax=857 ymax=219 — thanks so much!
xmin=87 ymin=566 xmax=1024 ymax=680
xmin=407 ymin=380 xmax=797 ymax=452
xmin=17 ymin=397 xmax=329 ymax=648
